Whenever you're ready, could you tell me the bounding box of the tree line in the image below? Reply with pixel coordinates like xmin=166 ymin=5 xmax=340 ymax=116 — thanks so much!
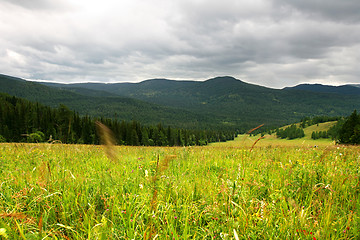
xmin=300 ymin=115 xmax=341 ymax=128
xmin=311 ymin=131 xmax=329 ymax=140
xmin=275 ymin=124 xmax=305 ymax=139
xmin=275 ymin=111 xmax=359 ymax=144
xmin=336 ymin=110 xmax=360 ymax=144
xmin=310 ymin=110 xmax=360 ymax=144
xmin=0 ymin=93 xmax=236 ymax=146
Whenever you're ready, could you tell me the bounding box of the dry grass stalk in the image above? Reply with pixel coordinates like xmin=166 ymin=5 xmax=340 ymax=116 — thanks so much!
xmin=242 ymin=124 xmax=264 ymax=143
xmin=146 ymin=155 xmax=176 ymax=240
xmin=37 ymin=161 xmax=51 ymax=188
xmin=95 ymin=121 xmax=117 ymax=162
xmin=250 ymin=136 xmax=265 ymax=152
xmin=247 ymin=124 xmax=264 ymax=135
xmin=38 ymin=215 xmax=43 ymax=237
xmin=0 ymin=212 xmax=36 ymax=224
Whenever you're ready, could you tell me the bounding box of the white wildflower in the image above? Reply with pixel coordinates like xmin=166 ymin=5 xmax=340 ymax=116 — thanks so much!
xmin=0 ymin=228 xmax=8 ymax=239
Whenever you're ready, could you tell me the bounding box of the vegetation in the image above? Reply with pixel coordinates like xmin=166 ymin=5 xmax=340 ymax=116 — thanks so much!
xmin=288 ymin=83 xmax=360 ymax=95
xmin=1 ymin=74 xmax=360 ymax=239
xmin=0 ymin=93 xmax=235 ymax=146
xmin=0 ymin=75 xmax=222 ymax=130
xmin=0 ymin=140 xmax=359 ymax=239
xmin=2 ymin=74 xmax=360 ymax=131
xmin=300 ymin=116 xmax=342 ymax=128
xmin=276 ymin=125 xmax=305 ymax=139
xmin=311 ymin=131 xmax=329 ymax=140
xmin=338 ymin=110 xmax=360 ymax=144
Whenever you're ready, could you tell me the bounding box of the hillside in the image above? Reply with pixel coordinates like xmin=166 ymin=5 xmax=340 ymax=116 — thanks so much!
xmin=0 ymin=74 xmax=217 ymax=129
xmin=38 ymin=76 xmax=360 ymax=126
xmin=1 ymin=74 xmax=360 ymax=131
xmin=284 ymin=83 xmax=360 ymax=95
xmin=0 ymin=92 xmax=235 ymax=145
xmin=211 ymin=121 xmax=338 ymax=148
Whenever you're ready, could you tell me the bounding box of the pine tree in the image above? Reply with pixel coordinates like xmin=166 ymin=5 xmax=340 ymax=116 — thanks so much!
xmin=339 ymin=110 xmax=360 ymax=144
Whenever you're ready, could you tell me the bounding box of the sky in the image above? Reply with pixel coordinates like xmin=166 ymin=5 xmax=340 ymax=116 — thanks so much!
xmin=1 ymin=0 xmax=360 ymax=88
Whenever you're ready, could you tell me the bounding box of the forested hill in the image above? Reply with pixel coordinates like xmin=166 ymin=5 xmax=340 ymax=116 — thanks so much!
xmin=0 ymin=93 xmax=235 ymax=145
xmin=39 ymin=76 xmax=360 ymax=126
xmin=1 ymin=74 xmax=360 ymax=131
xmin=284 ymin=84 xmax=360 ymax=95
xmin=0 ymin=74 xmax=221 ymax=129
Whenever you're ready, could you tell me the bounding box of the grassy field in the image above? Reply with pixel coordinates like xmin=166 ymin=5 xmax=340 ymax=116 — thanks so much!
xmin=210 ymin=121 xmax=337 ymax=148
xmin=0 ymin=135 xmax=359 ymax=239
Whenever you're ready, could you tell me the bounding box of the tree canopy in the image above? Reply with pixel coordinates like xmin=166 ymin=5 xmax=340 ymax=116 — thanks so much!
xmin=0 ymin=93 xmax=236 ymax=146
xmin=338 ymin=110 xmax=360 ymax=144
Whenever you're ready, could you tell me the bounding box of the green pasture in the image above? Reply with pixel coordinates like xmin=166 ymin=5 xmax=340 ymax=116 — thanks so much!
xmin=0 ymin=137 xmax=359 ymax=239
xmin=211 ymin=121 xmax=337 ymax=148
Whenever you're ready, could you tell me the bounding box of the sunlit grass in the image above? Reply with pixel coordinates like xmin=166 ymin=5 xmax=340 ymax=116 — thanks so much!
xmin=0 ymin=142 xmax=359 ymax=239
xmin=211 ymin=126 xmax=335 ymax=148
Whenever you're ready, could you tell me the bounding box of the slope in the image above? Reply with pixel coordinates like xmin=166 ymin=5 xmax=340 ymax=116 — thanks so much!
xmin=0 ymin=74 xmax=217 ymax=128
xmin=41 ymin=76 xmax=360 ymax=127
xmin=284 ymin=83 xmax=360 ymax=95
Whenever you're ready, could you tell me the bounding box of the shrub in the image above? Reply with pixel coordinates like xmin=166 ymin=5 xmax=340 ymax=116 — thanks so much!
xmin=28 ymin=131 xmax=45 ymax=143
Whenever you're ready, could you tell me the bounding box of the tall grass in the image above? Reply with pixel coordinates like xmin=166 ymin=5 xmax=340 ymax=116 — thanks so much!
xmin=0 ymin=142 xmax=359 ymax=239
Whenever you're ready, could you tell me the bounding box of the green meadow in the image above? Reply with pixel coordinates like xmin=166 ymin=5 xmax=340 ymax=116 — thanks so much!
xmin=0 ymin=133 xmax=359 ymax=239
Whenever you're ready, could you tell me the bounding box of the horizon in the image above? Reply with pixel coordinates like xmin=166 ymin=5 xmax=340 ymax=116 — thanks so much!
xmin=1 ymin=1 xmax=360 ymax=89
xmin=12 ymin=74 xmax=360 ymax=90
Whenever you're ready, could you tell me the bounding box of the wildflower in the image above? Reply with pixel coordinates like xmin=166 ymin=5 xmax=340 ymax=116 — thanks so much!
xmin=174 ymin=216 xmax=178 ymax=219
xmin=139 ymin=184 xmax=143 ymax=189
xmin=233 ymin=229 xmax=239 ymax=240
xmin=145 ymin=170 xmax=149 ymax=177
xmin=0 ymin=228 xmax=8 ymax=239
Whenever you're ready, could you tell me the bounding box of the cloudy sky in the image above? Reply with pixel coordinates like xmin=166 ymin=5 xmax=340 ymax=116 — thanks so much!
xmin=1 ymin=0 xmax=359 ymax=88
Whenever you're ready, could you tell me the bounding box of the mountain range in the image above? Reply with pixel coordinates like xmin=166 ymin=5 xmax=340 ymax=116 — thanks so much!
xmin=284 ymin=83 xmax=360 ymax=95
xmin=1 ymin=74 xmax=359 ymax=131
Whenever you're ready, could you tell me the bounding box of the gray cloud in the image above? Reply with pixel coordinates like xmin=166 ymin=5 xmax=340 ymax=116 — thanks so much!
xmin=1 ymin=0 xmax=69 ymax=11
xmin=0 ymin=0 xmax=359 ymax=88
xmin=272 ymin=0 xmax=360 ymax=23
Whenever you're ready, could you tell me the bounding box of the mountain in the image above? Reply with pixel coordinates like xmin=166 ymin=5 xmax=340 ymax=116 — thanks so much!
xmin=37 ymin=76 xmax=360 ymax=125
xmin=1 ymin=74 xmax=360 ymax=131
xmin=284 ymin=83 xmax=360 ymax=95
xmin=0 ymin=74 xmax=216 ymax=129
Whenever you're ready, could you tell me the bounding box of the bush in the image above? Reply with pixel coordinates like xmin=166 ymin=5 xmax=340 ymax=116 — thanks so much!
xmin=28 ymin=131 xmax=45 ymax=143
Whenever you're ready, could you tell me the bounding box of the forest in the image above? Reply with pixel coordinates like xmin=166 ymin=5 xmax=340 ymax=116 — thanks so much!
xmin=2 ymin=74 xmax=360 ymax=133
xmin=1 ymin=90 xmax=359 ymax=145
xmin=0 ymin=93 xmax=236 ymax=146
